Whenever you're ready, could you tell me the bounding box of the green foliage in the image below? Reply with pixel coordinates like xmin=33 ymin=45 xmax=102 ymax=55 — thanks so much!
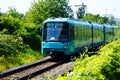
xmin=0 ymin=49 xmax=43 ymax=71
xmin=0 ymin=33 xmax=45 ymax=71
xmin=22 ymin=31 xmax=41 ymax=50
xmin=0 ymin=8 xmax=44 ymax=71
xmin=82 ymin=13 xmax=117 ymax=25
xmin=82 ymin=13 xmax=108 ymax=23
xmin=107 ymin=15 xmax=116 ymax=25
xmin=57 ymin=39 xmax=120 ymax=80
xmin=17 ymin=22 xmax=41 ymax=50
xmin=26 ymin=0 xmax=73 ymax=26
xmin=0 ymin=14 xmax=22 ymax=34
xmin=77 ymin=3 xmax=86 ymax=19
xmin=0 ymin=33 xmax=44 ymax=71
xmin=7 ymin=7 xmax=24 ymax=19
xmin=0 ymin=34 xmax=28 ymax=56
xmin=100 ymin=40 xmax=120 ymax=80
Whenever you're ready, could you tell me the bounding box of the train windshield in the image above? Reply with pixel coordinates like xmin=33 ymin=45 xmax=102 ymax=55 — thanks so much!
xmin=43 ymin=22 xmax=69 ymax=42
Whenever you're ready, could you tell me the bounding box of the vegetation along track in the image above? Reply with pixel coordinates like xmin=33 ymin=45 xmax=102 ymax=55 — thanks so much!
xmin=0 ymin=56 xmax=72 ymax=80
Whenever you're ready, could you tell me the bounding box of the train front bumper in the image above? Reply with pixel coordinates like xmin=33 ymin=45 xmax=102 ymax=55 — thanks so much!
xmin=41 ymin=42 xmax=70 ymax=55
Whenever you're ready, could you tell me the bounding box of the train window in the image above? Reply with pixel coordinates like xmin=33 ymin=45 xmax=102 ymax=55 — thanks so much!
xmin=74 ymin=26 xmax=78 ymax=38
xmin=43 ymin=22 xmax=69 ymax=42
xmin=70 ymin=24 xmax=74 ymax=41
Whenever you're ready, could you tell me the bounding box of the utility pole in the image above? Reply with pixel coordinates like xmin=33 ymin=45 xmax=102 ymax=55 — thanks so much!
xmin=105 ymin=9 xmax=108 ymax=17
xmin=105 ymin=9 xmax=109 ymax=23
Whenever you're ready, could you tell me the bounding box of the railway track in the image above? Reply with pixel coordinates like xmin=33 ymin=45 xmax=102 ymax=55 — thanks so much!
xmin=0 ymin=56 xmax=72 ymax=80
xmin=0 ymin=48 xmax=99 ymax=80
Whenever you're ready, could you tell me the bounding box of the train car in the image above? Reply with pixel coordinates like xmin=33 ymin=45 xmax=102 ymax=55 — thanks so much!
xmin=41 ymin=17 xmax=117 ymax=57
xmin=103 ymin=24 xmax=116 ymax=43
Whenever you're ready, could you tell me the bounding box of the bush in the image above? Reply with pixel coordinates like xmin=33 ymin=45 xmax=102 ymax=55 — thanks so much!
xmin=0 ymin=34 xmax=44 ymax=71
xmin=100 ymin=40 xmax=120 ymax=80
xmin=57 ymin=39 xmax=120 ymax=80
xmin=17 ymin=22 xmax=41 ymax=50
xmin=0 ymin=34 xmax=28 ymax=56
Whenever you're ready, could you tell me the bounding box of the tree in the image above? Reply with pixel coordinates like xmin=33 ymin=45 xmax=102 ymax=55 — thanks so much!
xmin=25 ymin=0 xmax=73 ymax=26
xmin=7 ymin=7 xmax=24 ymax=19
xmin=82 ymin=13 xmax=108 ymax=23
xmin=77 ymin=3 xmax=86 ymax=19
xmin=0 ymin=11 xmax=3 ymax=16
xmin=0 ymin=15 xmax=22 ymax=34
xmin=107 ymin=15 xmax=116 ymax=25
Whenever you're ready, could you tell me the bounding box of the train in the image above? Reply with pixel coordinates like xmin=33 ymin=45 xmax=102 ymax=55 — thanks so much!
xmin=41 ymin=17 xmax=117 ymax=57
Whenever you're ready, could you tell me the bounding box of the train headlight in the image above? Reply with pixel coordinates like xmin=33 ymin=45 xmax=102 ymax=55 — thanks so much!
xmin=64 ymin=43 xmax=69 ymax=49
xmin=64 ymin=45 xmax=67 ymax=48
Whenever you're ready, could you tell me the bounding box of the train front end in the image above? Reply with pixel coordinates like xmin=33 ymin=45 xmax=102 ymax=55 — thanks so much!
xmin=41 ymin=18 xmax=70 ymax=57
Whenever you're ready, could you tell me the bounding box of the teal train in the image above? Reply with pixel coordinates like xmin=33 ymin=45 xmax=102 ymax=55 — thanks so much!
xmin=41 ymin=17 xmax=117 ymax=57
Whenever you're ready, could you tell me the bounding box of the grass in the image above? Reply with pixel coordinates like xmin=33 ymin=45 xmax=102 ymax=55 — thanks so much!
xmin=0 ymin=49 xmax=46 ymax=71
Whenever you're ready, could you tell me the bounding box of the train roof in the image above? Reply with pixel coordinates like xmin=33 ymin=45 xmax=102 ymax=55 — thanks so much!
xmin=103 ymin=24 xmax=117 ymax=28
xmin=43 ymin=17 xmax=91 ymax=26
xmin=43 ymin=17 xmax=117 ymax=28
xmin=44 ymin=17 xmax=69 ymax=22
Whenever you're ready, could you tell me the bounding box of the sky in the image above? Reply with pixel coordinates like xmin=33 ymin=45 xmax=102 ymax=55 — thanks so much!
xmin=0 ymin=0 xmax=120 ymax=18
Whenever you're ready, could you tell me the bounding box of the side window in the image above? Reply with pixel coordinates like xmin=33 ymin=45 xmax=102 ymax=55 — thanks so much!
xmin=74 ymin=26 xmax=78 ymax=38
xmin=70 ymin=25 xmax=74 ymax=41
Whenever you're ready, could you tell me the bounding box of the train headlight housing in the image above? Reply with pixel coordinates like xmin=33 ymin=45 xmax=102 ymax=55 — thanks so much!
xmin=64 ymin=43 xmax=69 ymax=49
